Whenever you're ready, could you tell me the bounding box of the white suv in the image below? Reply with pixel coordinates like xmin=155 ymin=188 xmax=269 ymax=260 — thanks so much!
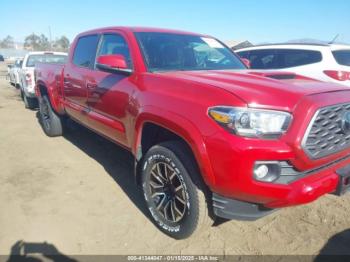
xmin=19 ymin=51 xmax=67 ymax=109
xmin=236 ymin=43 xmax=350 ymax=87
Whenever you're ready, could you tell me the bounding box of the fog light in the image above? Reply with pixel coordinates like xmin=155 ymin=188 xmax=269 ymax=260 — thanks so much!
xmin=254 ymin=165 xmax=269 ymax=179
xmin=253 ymin=162 xmax=281 ymax=182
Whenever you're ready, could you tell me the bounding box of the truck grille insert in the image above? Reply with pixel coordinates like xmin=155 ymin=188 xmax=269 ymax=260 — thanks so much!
xmin=302 ymin=103 xmax=350 ymax=159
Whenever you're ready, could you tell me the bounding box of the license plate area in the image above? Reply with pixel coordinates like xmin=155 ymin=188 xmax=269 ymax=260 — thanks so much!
xmin=335 ymin=164 xmax=350 ymax=196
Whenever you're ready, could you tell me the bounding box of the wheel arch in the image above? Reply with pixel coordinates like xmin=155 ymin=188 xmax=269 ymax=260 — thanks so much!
xmin=133 ymin=107 xmax=216 ymax=188
xmin=36 ymin=80 xmax=65 ymax=115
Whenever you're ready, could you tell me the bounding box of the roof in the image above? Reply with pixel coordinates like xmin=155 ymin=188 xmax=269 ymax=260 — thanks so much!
xmin=25 ymin=51 xmax=68 ymax=56
xmin=79 ymin=26 xmax=207 ymax=37
xmin=236 ymin=43 xmax=350 ymax=52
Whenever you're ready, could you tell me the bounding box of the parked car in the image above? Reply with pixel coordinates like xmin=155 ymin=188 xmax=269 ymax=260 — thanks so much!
xmin=35 ymin=27 xmax=350 ymax=239
xmin=7 ymin=64 xmax=13 ymax=79
xmin=19 ymin=51 xmax=67 ymax=109
xmin=9 ymin=58 xmax=23 ymax=87
xmin=236 ymin=43 xmax=350 ymax=86
xmin=0 ymin=54 xmax=4 ymax=62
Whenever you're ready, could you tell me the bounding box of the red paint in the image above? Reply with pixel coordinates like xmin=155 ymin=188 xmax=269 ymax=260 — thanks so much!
xmin=241 ymin=58 xmax=251 ymax=68
xmin=35 ymin=27 xmax=350 ymax=211
xmin=97 ymin=54 xmax=128 ymax=69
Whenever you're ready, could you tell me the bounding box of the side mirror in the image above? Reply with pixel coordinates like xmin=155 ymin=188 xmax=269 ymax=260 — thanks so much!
xmin=241 ymin=58 xmax=251 ymax=69
xmin=96 ymin=55 xmax=132 ymax=75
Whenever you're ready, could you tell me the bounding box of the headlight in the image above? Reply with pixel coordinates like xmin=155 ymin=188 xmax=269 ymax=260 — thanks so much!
xmin=208 ymin=106 xmax=292 ymax=139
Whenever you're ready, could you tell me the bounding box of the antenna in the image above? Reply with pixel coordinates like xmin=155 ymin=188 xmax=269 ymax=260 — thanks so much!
xmin=329 ymin=34 xmax=339 ymax=44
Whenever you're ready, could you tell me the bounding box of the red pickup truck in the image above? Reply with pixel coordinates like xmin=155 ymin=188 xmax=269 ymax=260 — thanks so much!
xmin=35 ymin=26 xmax=350 ymax=239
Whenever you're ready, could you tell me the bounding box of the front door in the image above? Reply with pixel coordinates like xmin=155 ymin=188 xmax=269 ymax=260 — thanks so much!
xmin=85 ymin=32 xmax=135 ymax=146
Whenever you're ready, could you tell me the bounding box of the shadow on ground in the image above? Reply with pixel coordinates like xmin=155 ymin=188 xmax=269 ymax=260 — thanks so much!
xmin=34 ymin=109 xmax=228 ymax=230
xmin=6 ymin=241 xmax=77 ymax=262
xmin=314 ymin=229 xmax=350 ymax=262
xmin=61 ymin=118 xmax=150 ymax=219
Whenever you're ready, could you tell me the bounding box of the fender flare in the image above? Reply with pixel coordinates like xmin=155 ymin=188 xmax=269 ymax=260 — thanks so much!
xmin=133 ymin=105 xmax=216 ymax=187
xmin=36 ymin=79 xmax=65 ymax=114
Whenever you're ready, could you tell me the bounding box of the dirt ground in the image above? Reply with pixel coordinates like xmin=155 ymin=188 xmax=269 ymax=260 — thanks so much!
xmin=0 ymin=62 xmax=350 ymax=258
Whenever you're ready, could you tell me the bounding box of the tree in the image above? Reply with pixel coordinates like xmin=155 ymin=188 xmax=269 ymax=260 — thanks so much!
xmin=24 ymin=33 xmax=41 ymax=51
xmin=39 ymin=34 xmax=50 ymax=50
xmin=53 ymin=36 xmax=70 ymax=52
xmin=0 ymin=35 xmax=14 ymax=48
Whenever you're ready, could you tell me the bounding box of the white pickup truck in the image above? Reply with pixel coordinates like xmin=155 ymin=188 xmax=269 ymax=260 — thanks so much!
xmin=19 ymin=51 xmax=67 ymax=109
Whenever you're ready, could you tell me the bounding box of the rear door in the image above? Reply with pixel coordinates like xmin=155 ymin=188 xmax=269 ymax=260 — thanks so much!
xmin=64 ymin=34 xmax=100 ymax=122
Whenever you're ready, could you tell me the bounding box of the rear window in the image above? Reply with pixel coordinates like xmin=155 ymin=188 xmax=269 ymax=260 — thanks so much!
xmin=332 ymin=50 xmax=350 ymax=66
xmin=237 ymin=49 xmax=322 ymax=69
xmin=72 ymin=35 xmax=99 ymax=68
xmin=26 ymin=54 xmax=67 ymax=67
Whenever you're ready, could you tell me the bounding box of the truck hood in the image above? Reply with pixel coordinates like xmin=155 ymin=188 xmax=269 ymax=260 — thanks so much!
xmin=160 ymin=70 xmax=350 ymax=112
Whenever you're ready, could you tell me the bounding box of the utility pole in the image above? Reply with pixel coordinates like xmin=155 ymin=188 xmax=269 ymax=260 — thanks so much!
xmin=49 ymin=26 xmax=52 ymax=50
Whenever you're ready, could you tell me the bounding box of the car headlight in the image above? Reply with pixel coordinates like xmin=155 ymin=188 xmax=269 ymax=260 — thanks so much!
xmin=208 ymin=106 xmax=292 ymax=139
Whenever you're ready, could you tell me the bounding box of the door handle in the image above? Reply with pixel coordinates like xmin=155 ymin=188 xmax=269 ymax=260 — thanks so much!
xmin=86 ymin=83 xmax=98 ymax=89
xmin=63 ymin=78 xmax=72 ymax=87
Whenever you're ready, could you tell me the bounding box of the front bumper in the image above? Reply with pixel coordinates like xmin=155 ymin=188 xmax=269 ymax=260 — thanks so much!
xmin=206 ymin=130 xmax=344 ymax=209
xmin=212 ymin=165 xmax=350 ymax=221
xmin=203 ymin=91 xmax=350 ymax=210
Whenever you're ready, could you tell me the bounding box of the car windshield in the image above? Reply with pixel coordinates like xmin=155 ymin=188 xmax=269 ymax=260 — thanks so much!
xmin=26 ymin=54 xmax=67 ymax=67
xmin=135 ymin=32 xmax=245 ymax=72
xmin=332 ymin=50 xmax=350 ymax=66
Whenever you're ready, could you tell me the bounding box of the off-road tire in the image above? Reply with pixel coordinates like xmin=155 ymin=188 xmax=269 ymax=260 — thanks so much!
xmin=39 ymin=95 xmax=64 ymax=137
xmin=141 ymin=141 xmax=213 ymax=239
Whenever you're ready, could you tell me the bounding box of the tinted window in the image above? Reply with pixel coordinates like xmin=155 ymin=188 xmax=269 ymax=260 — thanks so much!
xmin=97 ymin=34 xmax=132 ymax=68
xmin=135 ymin=32 xmax=245 ymax=72
xmin=237 ymin=51 xmax=249 ymax=59
xmin=238 ymin=49 xmax=322 ymax=69
xmin=26 ymin=54 xmax=67 ymax=67
xmin=333 ymin=50 xmax=350 ymax=66
xmin=73 ymin=35 xmax=99 ymax=68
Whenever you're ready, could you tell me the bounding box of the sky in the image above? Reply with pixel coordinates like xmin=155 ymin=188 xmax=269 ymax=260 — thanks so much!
xmin=0 ymin=0 xmax=349 ymax=44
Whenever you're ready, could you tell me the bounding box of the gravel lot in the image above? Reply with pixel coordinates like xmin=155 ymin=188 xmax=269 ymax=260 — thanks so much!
xmin=0 ymin=62 xmax=350 ymax=259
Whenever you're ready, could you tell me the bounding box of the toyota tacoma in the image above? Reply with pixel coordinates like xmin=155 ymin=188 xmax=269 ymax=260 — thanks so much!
xmin=35 ymin=27 xmax=350 ymax=239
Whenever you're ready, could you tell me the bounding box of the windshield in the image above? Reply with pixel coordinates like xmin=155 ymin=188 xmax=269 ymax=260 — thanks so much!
xmin=135 ymin=32 xmax=245 ymax=72
xmin=26 ymin=54 xmax=67 ymax=67
xmin=332 ymin=50 xmax=350 ymax=66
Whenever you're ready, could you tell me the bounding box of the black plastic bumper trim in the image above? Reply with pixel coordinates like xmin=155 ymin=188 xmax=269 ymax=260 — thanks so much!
xmin=212 ymin=193 xmax=276 ymax=221
xmin=334 ymin=164 xmax=350 ymax=196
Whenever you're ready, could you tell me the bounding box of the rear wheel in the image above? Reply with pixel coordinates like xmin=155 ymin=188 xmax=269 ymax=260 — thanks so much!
xmin=141 ymin=141 xmax=213 ymax=239
xmin=39 ymin=95 xmax=64 ymax=137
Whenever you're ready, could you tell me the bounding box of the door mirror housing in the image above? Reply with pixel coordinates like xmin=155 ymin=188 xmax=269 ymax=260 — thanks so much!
xmin=241 ymin=58 xmax=251 ymax=69
xmin=96 ymin=55 xmax=132 ymax=75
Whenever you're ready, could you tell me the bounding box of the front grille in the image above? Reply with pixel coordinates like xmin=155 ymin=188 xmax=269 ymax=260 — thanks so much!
xmin=302 ymin=103 xmax=350 ymax=159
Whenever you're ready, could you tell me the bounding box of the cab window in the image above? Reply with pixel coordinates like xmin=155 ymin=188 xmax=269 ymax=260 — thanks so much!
xmin=72 ymin=35 xmax=99 ymax=68
xmin=96 ymin=34 xmax=132 ymax=69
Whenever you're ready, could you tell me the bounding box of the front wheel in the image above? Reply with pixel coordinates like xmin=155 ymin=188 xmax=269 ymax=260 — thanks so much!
xmin=141 ymin=141 xmax=213 ymax=239
xmin=39 ymin=95 xmax=64 ymax=137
